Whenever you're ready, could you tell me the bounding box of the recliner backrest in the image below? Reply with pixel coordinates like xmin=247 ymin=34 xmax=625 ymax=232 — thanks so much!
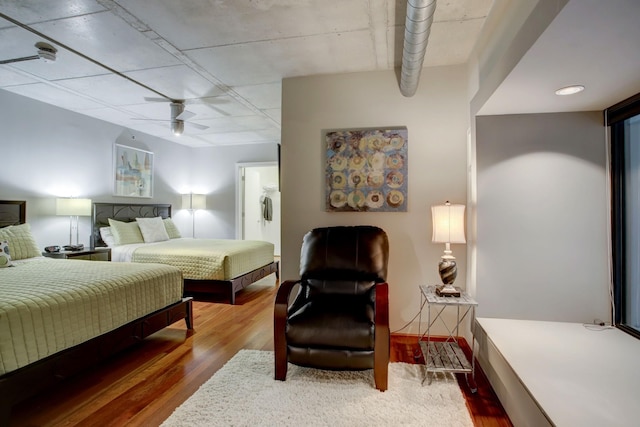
xmin=299 ymin=226 xmax=389 ymax=296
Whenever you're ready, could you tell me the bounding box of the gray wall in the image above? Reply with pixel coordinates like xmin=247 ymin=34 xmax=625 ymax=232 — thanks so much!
xmin=475 ymin=112 xmax=610 ymax=322
xmin=281 ymin=67 xmax=470 ymax=333
xmin=0 ymin=89 xmax=277 ymax=248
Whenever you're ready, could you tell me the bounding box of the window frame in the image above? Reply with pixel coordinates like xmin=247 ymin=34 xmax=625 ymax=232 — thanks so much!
xmin=608 ymin=91 xmax=640 ymax=339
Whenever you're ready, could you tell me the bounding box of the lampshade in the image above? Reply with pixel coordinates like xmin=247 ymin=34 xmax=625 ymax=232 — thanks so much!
xmin=182 ymin=193 xmax=206 ymax=210
xmin=431 ymin=202 xmax=466 ymax=244
xmin=56 ymin=198 xmax=92 ymax=216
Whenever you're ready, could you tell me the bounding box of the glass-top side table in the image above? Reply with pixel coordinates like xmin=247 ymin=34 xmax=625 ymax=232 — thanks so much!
xmin=418 ymin=285 xmax=478 ymax=392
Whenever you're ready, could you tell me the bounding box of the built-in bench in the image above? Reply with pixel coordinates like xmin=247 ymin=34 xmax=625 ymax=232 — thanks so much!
xmin=475 ymin=318 xmax=640 ymax=426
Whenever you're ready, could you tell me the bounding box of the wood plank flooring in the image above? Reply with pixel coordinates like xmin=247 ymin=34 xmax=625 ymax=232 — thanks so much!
xmin=9 ymin=278 xmax=511 ymax=426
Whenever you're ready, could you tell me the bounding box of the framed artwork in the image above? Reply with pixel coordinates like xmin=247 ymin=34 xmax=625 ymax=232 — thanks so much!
xmin=326 ymin=128 xmax=408 ymax=212
xmin=113 ymin=144 xmax=154 ymax=198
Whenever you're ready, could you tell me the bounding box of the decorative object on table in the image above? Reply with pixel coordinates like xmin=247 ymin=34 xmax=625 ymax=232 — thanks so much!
xmin=182 ymin=193 xmax=206 ymax=238
xmin=114 ymin=144 xmax=153 ymax=197
xmin=56 ymin=197 xmax=91 ymax=247
xmin=325 ymin=127 xmax=408 ymax=212
xmin=431 ymin=201 xmax=466 ymax=294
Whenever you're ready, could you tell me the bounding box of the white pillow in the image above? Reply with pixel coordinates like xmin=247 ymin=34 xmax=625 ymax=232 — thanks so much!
xmin=0 ymin=240 xmax=14 ymax=268
xmin=136 ymin=217 xmax=170 ymax=243
xmin=100 ymin=226 xmax=116 ymax=247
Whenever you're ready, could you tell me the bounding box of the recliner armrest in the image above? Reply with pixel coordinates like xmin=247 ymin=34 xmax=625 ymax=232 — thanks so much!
xmin=274 ymin=280 xmax=301 ymax=380
xmin=374 ymin=282 xmax=389 ymax=391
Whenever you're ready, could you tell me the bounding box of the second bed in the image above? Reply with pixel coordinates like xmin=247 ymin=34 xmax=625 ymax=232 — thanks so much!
xmin=92 ymin=202 xmax=279 ymax=303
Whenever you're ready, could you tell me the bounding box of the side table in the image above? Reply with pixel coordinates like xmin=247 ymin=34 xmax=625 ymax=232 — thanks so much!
xmin=42 ymin=247 xmax=112 ymax=261
xmin=418 ymin=285 xmax=478 ymax=392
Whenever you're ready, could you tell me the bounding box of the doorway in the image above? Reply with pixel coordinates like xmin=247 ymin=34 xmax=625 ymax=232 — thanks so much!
xmin=236 ymin=162 xmax=281 ymax=256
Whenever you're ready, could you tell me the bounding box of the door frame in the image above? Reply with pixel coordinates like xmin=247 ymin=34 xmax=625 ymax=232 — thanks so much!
xmin=235 ymin=161 xmax=279 ymax=240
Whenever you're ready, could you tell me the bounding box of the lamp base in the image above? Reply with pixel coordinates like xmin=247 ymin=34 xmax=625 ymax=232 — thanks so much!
xmin=438 ymin=258 xmax=458 ymax=285
xmin=436 ymin=284 xmax=461 ymax=297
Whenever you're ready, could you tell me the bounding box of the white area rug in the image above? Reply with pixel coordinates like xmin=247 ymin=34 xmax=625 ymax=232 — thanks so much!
xmin=161 ymin=349 xmax=473 ymax=427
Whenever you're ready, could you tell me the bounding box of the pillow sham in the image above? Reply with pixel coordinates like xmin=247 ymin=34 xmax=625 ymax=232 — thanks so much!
xmin=136 ymin=217 xmax=169 ymax=243
xmin=0 ymin=223 xmax=41 ymax=260
xmin=0 ymin=240 xmax=13 ymax=267
xmin=163 ymin=218 xmax=182 ymax=239
xmin=108 ymin=218 xmax=144 ymax=246
xmin=99 ymin=226 xmax=116 ymax=247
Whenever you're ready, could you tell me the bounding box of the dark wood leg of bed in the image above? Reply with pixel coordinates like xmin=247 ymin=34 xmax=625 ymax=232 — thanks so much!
xmin=229 ymin=286 xmax=236 ymax=305
xmin=185 ymin=297 xmax=194 ymax=329
xmin=0 ymin=401 xmax=10 ymax=427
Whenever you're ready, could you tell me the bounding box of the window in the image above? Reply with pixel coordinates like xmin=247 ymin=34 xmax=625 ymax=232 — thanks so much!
xmin=609 ymin=92 xmax=640 ymax=338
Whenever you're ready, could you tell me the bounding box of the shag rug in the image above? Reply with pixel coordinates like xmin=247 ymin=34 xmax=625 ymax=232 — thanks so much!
xmin=161 ymin=350 xmax=473 ymax=427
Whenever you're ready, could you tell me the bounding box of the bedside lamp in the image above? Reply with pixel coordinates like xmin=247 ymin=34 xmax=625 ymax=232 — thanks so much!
xmin=56 ymin=198 xmax=92 ymax=246
xmin=432 ymin=201 xmax=466 ymax=292
xmin=182 ymin=193 xmax=206 ymax=238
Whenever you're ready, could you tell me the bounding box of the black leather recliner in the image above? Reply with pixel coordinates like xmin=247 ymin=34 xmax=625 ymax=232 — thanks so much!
xmin=274 ymin=225 xmax=390 ymax=391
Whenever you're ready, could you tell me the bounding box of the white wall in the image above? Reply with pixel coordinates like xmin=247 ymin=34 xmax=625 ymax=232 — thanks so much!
xmin=186 ymin=144 xmax=279 ymax=239
xmin=0 ymin=89 xmax=277 ymax=247
xmin=281 ymin=67 xmax=469 ymax=333
xmin=475 ymin=112 xmax=610 ymax=322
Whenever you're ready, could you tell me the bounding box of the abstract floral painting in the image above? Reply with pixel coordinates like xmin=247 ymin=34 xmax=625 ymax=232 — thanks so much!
xmin=326 ymin=128 xmax=408 ymax=212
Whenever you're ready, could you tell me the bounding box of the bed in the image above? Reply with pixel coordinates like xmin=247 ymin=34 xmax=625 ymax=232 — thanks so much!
xmin=91 ymin=202 xmax=280 ymax=304
xmin=0 ymin=200 xmax=193 ymax=423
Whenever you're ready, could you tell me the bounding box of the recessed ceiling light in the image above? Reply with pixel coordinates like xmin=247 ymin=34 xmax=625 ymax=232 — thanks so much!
xmin=555 ymin=85 xmax=585 ymax=96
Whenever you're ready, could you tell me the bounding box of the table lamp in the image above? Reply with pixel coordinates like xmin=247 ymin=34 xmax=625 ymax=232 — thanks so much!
xmin=431 ymin=201 xmax=466 ymax=293
xmin=56 ymin=198 xmax=92 ymax=246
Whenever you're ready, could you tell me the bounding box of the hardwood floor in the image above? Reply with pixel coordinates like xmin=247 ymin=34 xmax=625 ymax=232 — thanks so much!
xmin=9 ymin=278 xmax=511 ymax=426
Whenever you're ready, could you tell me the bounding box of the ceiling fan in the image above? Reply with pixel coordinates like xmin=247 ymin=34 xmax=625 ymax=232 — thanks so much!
xmin=133 ymin=98 xmax=209 ymax=136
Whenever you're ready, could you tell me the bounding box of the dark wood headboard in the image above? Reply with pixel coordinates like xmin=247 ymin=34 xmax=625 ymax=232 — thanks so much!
xmin=0 ymin=200 xmax=26 ymax=227
xmin=91 ymin=202 xmax=171 ymax=247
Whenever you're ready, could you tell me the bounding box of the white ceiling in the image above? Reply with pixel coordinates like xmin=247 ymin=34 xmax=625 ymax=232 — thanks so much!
xmin=0 ymin=1 xmax=638 ymax=147
xmin=0 ymin=0 xmax=492 ymax=147
xmin=479 ymin=0 xmax=640 ymax=116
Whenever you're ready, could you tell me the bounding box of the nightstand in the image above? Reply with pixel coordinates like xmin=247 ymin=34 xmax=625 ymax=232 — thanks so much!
xmin=42 ymin=247 xmax=111 ymax=261
xmin=418 ymin=285 xmax=477 ymax=392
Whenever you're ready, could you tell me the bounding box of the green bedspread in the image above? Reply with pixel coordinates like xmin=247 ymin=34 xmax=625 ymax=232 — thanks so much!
xmin=129 ymin=238 xmax=275 ymax=280
xmin=0 ymin=258 xmax=183 ymax=375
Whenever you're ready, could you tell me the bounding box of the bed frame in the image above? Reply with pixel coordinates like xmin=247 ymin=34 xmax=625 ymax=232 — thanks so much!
xmin=91 ymin=202 xmax=279 ymax=304
xmin=0 ymin=200 xmax=194 ymax=424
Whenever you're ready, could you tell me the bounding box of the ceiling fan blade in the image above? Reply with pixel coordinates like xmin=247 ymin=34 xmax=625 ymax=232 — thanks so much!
xmin=144 ymin=97 xmax=173 ymax=103
xmin=131 ymin=118 xmax=170 ymax=122
xmin=187 ymin=122 xmax=209 ymax=130
xmin=186 ymin=97 xmax=229 ymax=105
xmin=176 ymin=110 xmax=196 ymax=121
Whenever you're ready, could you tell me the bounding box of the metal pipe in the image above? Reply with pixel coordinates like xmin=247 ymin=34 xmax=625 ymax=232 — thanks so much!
xmin=400 ymin=0 xmax=436 ymax=97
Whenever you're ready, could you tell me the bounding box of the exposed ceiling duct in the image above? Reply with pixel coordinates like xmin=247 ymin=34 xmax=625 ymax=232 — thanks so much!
xmin=400 ymin=0 xmax=436 ymax=97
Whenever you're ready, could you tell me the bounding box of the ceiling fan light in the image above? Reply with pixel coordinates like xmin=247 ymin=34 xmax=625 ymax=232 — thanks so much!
xmin=171 ymin=120 xmax=184 ymax=136
xmin=35 ymin=42 xmax=57 ymax=62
